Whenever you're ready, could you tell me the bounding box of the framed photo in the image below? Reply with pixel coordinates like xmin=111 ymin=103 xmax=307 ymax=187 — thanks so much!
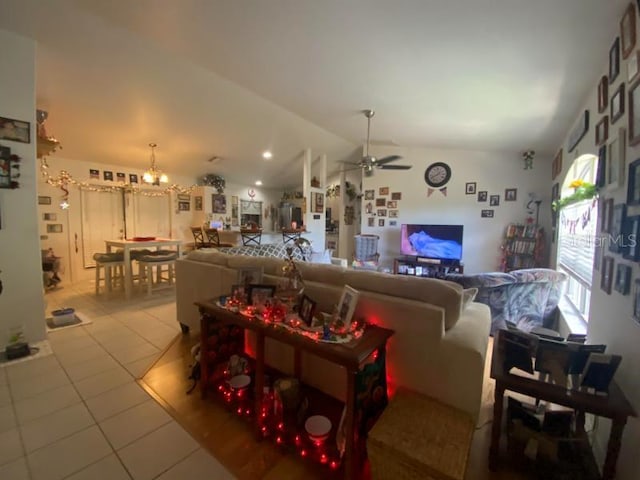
xmin=628 ymin=79 xmax=640 ymax=145
xmin=230 ymin=284 xmax=246 ymax=303
xmin=385 ymin=200 xmax=396 ymax=209
xmin=626 ymin=158 xmax=640 ymax=205
xmin=365 ymin=202 xmax=373 ymax=214
xmin=602 ymin=198 xmax=614 ymax=233
xmin=0 ymin=157 xmax=11 ymax=188
xmin=607 ymin=127 xmax=626 ymax=189
xmin=595 ymin=116 xmax=609 ymax=146
xmin=615 ymin=264 xmax=632 ymax=295
xmin=601 ymin=256 xmax=614 ymax=295
xmin=598 ymin=76 xmax=609 ymax=114
xmin=237 ymin=267 xmax=264 ymax=287
xmin=313 ymin=192 xmax=324 ymax=213
xmin=298 ymin=295 xmax=317 ymax=326
xmin=178 ymin=201 xmax=190 ymax=211
xmin=378 ymin=218 xmax=385 ymax=227
xmin=367 ymin=217 xmax=375 ymax=227
xmin=610 ymin=84 xmax=626 ymax=124
xmin=194 ymin=196 xmax=203 ymax=211
xmin=391 ymin=192 xmax=402 ymax=200
xmin=212 ymin=194 xmax=226 ymax=213
xmin=46 ymin=224 xmax=63 ymax=233
xmin=377 ymin=209 xmax=387 ymax=217
xmin=116 ymin=172 xmax=126 ymax=182
xmin=465 ymin=182 xmax=476 ymax=195
xmin=103 ymin=171 xmax=113 ymax=181
xmin=89 ymin=169 xmax=100 ymax=179
xmin=490 ymin=195 xmax=500 ymax=206
xmin=336 ymin=285 xmax=359 ymax=330
xmin=38 ymin=196 xmax=52 ymax=205
xmin=389 ymin=220 xmax=397 ymax=227
xmin=623 ymin=215 xmax=640 ymax=260
xmin=379 ymin=187 xmax=389 ymax=196
xmin=568 ymin=110 xmax=589 ymax=152
xmin=364 ymin=189 xmax=374 ymax=200
xmin=388 ymin=210 xmax=398 ymax=218
xmin=609 ymin=204 xmax=627 ymax=254
xmin=375 ymin=198 xmax=386 ymax=207
xmin=633 ymin=279 xmax=640 ymax=324
xmin=478 ymin=191 xmax=487 ymax=202
xmin=129 ymin=173 xmax=138 ymax=184
xmin=629 ymin=50 xmax=640 ymax=82
xmin=609 ymin=37 xmax=620 ymax=83
xmin=481 ymin=209 xmax=494 ymax=218
xmin=621 ymin=3 xmax=636 ymax=59
xmin=0 ymin=116 xmax=30 ymax=143
xmin=596 ymin=144 xmax=607 ymax=188
xmin=247 ymin=284 xmax=276 ymax=308
xmin=43 ymin=213 xmax=57 ymax=221
xmin=594 ymin=236 xmax=603 ymax=271
xmin=177 ymin=194 xmax=190 ymax=201
xmin=505 ymin=188 xmax=517 ymax=202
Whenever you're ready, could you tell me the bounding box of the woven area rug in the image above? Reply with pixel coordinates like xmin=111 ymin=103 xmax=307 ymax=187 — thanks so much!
xmin=46 ymin=311 xmax=92 ymax=332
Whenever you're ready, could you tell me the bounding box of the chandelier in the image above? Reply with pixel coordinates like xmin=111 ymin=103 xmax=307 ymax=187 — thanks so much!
xmin=142 ymin=143 xmax=168 ymax=185
xmin=36 ymin=110 xmax=62 ymax=159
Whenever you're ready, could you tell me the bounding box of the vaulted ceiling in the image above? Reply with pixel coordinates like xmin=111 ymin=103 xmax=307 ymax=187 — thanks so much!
xmin=0 ymin=0 xmax=628 ymax=187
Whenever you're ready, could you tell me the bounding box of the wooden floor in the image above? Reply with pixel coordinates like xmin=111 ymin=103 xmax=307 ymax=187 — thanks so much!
xmin=139 ymin=333 xmax=530 ymax=480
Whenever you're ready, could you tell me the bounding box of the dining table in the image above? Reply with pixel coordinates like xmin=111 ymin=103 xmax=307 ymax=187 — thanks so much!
xmin=105 ymin=238 xmax=183 ymax=299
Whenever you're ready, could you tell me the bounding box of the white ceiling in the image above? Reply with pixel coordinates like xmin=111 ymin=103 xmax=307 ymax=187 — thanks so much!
xmin=0 ymin=0 xmax=629 ymax=187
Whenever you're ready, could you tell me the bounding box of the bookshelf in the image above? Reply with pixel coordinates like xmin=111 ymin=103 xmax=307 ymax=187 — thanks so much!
xmin=500 ymin=223 xmax=545 ymax=272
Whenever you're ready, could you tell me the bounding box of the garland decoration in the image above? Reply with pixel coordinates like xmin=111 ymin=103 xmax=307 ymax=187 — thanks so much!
xmin=551 ymin=179 xmax=598 ymax=211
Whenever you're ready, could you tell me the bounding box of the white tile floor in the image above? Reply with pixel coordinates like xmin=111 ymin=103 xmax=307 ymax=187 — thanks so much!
xmin=0 ymin=283 xmax=235 ymax=480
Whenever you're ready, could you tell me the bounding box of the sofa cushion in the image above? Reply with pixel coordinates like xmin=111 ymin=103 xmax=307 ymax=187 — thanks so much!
xmin=343 ymin=270 xmax=463 ymax=330
xmin=186 ymin=249 xmax=229 ymax=265
xmin=296 ymin=262 xmax=347 ymax=287
xmin=463 ymin=288 xmax=478 ymax=310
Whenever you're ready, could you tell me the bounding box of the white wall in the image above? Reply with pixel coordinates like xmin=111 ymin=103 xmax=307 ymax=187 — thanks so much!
xmin=0 ymin=29 xmax=46 ymax=350
xmin=363 ymin=144 xmax=551 ymax=273
xmin=554 ymin=9 xmax=640 ymax=478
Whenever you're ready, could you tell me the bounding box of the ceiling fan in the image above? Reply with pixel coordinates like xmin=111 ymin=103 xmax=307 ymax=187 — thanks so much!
xmin=342 ymin=109 xmax=412 ymax=177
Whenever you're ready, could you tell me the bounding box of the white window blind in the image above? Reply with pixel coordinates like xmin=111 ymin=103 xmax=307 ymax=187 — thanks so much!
xmin=557 ymin=200 xmax=597 ymax=287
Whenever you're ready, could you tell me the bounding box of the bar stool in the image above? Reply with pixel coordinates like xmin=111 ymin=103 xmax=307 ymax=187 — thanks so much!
xmin=93 ymin=252 xmax=125 ymax=294
xmin=282 ymin=228 xmax=302 ymax=244
xmin=240 ymin=228 xmax=262 ymax=246
xmin=137 ymin=250 xmax=179 ymax=296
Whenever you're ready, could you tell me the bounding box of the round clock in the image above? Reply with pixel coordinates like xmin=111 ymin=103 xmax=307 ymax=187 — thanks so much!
xmin=424 ymin=162 xmax=452 ymax=188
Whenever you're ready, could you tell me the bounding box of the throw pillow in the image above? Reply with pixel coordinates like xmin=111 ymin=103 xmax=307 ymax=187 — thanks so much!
xmin=462 ymin=287 xmax=478 ymax=310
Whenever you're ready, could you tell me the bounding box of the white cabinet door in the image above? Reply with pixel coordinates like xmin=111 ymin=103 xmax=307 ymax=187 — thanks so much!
xmin=80 ymin=190 xmax=124 ymax=268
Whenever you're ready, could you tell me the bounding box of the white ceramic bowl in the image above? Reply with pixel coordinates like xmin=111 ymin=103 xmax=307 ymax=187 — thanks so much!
xmin=229 ymin=374 xmax=251 ymax=390
xmin=305 ymin=415 xmax=332 ymax=439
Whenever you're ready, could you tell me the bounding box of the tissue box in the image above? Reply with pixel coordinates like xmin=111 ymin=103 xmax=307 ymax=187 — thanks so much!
xmin=51 ymin=308 xmax=76 ymax=326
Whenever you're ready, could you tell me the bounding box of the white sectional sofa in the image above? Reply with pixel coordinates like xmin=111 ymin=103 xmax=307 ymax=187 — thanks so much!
xmin=176 ymin=248 xmax=491 ymax=422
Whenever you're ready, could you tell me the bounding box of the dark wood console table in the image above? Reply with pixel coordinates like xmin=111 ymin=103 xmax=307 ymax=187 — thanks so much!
xmin=489 ymin=330 xmax=636 ymax=479
xmin=197 ymin=300 xmax=394 ymax=480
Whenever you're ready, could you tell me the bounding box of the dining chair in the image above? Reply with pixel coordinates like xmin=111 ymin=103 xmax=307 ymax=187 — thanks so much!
xmin=240 ymin=228 xmax=262 ymax=246
xmin=282 ymin=228 xmax=302 ymax=244
xmin=204 ymin=228 xmax=234 ymax=248
xmin=190 ymin=227 xmax=209 ymax=249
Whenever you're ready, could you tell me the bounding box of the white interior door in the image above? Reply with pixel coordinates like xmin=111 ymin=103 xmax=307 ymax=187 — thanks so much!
xmin=80 ymin=189 xmax=124 ymax=268
xmin=128 ymin=192 xmax=171 ymax=238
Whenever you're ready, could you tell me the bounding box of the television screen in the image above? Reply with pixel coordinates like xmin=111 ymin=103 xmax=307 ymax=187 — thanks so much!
xmin=400 ymin=224 xmax=463 ymax=262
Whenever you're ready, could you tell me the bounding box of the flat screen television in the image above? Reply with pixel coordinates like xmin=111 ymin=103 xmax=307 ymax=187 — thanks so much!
xmin=400 ymin=224 xmax=463 ymax=263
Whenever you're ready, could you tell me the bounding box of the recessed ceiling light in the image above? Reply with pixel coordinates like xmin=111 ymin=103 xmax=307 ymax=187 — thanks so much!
xmin=255 ymin=180 xmax=263 ymax=186
xmin=262 ymin=151 xmax=272 ymax=159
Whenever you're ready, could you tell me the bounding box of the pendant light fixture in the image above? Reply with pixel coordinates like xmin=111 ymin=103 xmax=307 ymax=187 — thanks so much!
xmin=142 ymin=143 xmax=168 ymax=185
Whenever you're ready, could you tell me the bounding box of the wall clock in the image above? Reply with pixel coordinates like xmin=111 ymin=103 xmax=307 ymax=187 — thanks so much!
xmin=424 ymin=162 xmax=452 ymax=188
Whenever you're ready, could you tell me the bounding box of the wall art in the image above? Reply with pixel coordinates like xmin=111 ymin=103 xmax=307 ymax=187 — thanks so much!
xmin=568 ymin=110 xmax=589 ymax=152
xmin=610 ymin=84 xmax=625 ymax=124
xmin=0 ymin=116 xmax=30 ymax=143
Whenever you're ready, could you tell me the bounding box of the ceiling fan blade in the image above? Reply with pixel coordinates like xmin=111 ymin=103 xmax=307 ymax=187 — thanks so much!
xmin=374 ymin=155 xmax=402 ymax=166
xmin=379 ymin=164 xmax=412 ymax=170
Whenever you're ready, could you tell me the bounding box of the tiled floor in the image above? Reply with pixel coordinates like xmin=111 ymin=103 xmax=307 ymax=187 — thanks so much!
xmin=0 ymin=283 xmax=235 ymax=480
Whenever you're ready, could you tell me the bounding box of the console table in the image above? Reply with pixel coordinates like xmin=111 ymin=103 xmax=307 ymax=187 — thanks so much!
xmin=489 ymin=330 xmax=636 ymax=479
xmin=197 ymin=300 xmax=394 ymax=479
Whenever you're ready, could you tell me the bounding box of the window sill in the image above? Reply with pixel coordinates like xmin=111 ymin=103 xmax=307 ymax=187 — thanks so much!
xmin=557 ymin=296 xmax=588 ymax=336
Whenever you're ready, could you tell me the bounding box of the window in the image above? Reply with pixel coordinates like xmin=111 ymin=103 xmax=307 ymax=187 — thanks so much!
xmin=555 ymin=154 xmax=598 ymax=321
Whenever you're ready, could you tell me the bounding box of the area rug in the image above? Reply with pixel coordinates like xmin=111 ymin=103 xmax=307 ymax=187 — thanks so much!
xmin=0 ymin=339 xmax=53 ymax=367
xmin=46 ymin=311 xmax=93 ymax=332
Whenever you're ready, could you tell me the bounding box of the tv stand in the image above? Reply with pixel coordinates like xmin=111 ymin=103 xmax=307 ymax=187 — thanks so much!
xmin=393 ymin=256 xmax=464 ymax=278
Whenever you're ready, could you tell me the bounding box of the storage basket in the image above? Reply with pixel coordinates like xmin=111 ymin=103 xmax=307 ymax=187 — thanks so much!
xmin=367 ymin=388 xmax=474 ymax=480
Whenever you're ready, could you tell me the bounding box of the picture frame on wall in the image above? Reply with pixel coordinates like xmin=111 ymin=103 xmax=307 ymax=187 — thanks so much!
xmin=600 ymin=256 xmax=614 ymax=295
xmin=378 ymin=218 xmax=385 ymax=227
xmin=596 ymin=145 xmax=607 ymax=188
xmin=38 ymin=196 xmax=52 ymax=205
xmin=375 ymin=198 xmax=385 ymax=207
xmin=568 ymin=110 xmax=589 ymax=152
xmin=481 ymin=209 xmax=494 ymax=218
xmin=212 ymin=194 xmax=226 ymax=213
xmin=609 ymin=37 xmax=620 ymax=83
xmin=0 ymin=116 xmax=30 ymax=143
xmin=607 ymin=127 xmax=626 ymax=189
xmin=626 ymin=158 xmax=640 ymax=205
xmin=610 ymin=84 xmax=626 ymax=124
xmin=364 ymin=190 xmax=374 ymax=200
xmin=595 ymin=116 xmax=609 ymax=146
xmin=628 ymin=80 xmax=640 ymax=145
xmin=623 ymin=215 xmax=640 ymax=261
xmin=609 ymin=204 xmax=627 ymax=254
xmin=478 ymin=191 xmax=487 ymax=202
xmin=490 ymin=195 xmax=500 ymax=206
xmin=602 ymin=198 xmax=614 ymax=233
xmin=194 ymin=196 xmax=203 ymax=211
xmin=505 ymin=188 xmax=517 ymax=201
xmin=634 ymin=279 xmax=640 ymax=324
xmin=621 ymin=3 xmax=637 ymax=59
xmin=616 ymin=264 xmax=633 ymax=295
xmin=629 ymin=50 xmax=640 ymax=83
xmin=598 ymin=76 xmax=609 ymax=114
xmin=552 ymin=149 xmax=562 ymax=179
xmin=465 ymin=182 xmax=477 ymax=195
